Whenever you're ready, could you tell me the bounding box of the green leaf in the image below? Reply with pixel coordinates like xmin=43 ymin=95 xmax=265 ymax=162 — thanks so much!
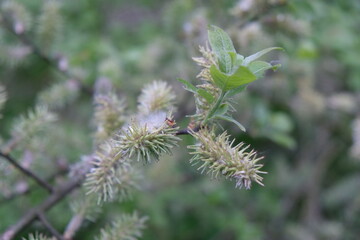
xmin=214 ymin=115 xmax=246 ymax=132
xmin=208 ymin=25 xmax=236 ymax=56
xmin=210 ymin=65 xmax=256 ymax=91
xmin=229 ymin=52 xmax=244 ymax=74
xmin=208 ymin=25 xmax=236 ymax=74
xmin=225 ymin=85 xmax=247 ymax=98
xmin=243 ymin=47 xmax=283 ymax=66
xmin=249 ymin=61 xmax=281 ymax=78
xmin=177 ymin=78 xmax=197 ymax=93
xmin=197 ymin=88 xmax=215 ymax=104
xmin=218 ymin=52 xmax=233 ymax=73
xmin=270 ymin=133 xmax=296 ymax=149
xmin=236 ymin=54 xmax=245 ymax=64
xmin=212 ymin=103 xmax=229 ymax=117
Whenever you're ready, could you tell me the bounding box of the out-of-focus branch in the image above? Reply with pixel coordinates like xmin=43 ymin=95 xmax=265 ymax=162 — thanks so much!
xmin=1 ymin=137 xmax=20 ymax=155
xmin=63 ymin=214 xmax=85 ymax=240
xmin=0 ymin=152 xmax=53 ymax=193
xmin=302 ymin=129 xmax=342 ymax=226
xmin=37 ymin=213 xmax=65 ymax=240
xmin=0 ymin=167 xmax=69 ymax=204
xmin=0 ymin=174 xmax=85 ymax=240
xmin=0 ymin=11 xmax=93 ymax=95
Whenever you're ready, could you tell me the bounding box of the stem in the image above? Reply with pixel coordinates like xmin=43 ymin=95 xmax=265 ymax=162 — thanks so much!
xmin=0 ymin=168 xmax=68 ymax=204
xmin=0 ymin=11 xmax=93 ymax=95
xmin=0 ymin=175 xmax=84 ymax=240
xmin=63 ymin=214 xmax=85 ymax=240
xmin=202 ymin=90 xmax=226 ymax=125
xmin=175 ymin=125 xmax=201 ymax=136
xmin=37 ymin=213 xmax=65 ymax=240
xmin=0 ymin=152 xmax=53 ymax=193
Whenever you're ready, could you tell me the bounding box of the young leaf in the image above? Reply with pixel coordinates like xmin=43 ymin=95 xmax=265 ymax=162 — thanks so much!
xmin=249 ymin=61 xmax=282 ymax=78
xmin=229 ymin=52 xmax=244 ymax=74
xmin=208 ymin=25 xmax=236 ymax=74
xmin=248 ymin=61 xmax=271 ymax=78
xmin=212 ymin=103 xmax=229 ymax=117
xmin=225 ymin=85 xmax=247 ymax=98
xmin=177 ymin=78 xmax=197 ymax=93
xmin=208 ymin=25 xmax=236 ymax=57
xmin=243 ymin=47 xmax=283 ymax=66
xmin=214 ymin=115 xmax=246 ymax=132
xmin=210 ymin=65 xmax=256 ymax=91
xmin=197 ymin=88 xmax=215 ymax=104
xmin=225 ymin=65 xmax=256 ymax=88
xmin=218 ymin=52 xmax=233 ymax=73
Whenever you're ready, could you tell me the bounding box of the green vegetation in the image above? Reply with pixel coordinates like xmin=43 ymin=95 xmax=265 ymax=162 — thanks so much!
xmin=1 ymin=0 xmax=360 ymax=239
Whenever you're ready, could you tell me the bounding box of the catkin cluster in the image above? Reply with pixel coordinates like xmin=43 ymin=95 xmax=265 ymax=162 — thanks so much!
xmin=85 ymin=81 xmax=180 ymax=204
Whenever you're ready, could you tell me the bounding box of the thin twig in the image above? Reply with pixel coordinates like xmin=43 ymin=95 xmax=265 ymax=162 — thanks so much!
xmin=0 ymin=152 xmax=53 ymax=193
xmin=0 ymin=175 xmax=84 ymax=240
xmin=0 ymin=167 xmax=69 ymax=204
xmin=0 ymin=12 xmax=93 ymax=95
xmin=37 ymin=213 xmax=65 ymax=240
xmin=63 ymin=214 xmax=84 ymax=240
xmin=175 ymin=125 xmax=201 ymax=135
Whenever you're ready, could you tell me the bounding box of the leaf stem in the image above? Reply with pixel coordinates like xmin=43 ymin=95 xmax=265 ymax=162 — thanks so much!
xmin=202 ymin=90 xmax=226 ymax=125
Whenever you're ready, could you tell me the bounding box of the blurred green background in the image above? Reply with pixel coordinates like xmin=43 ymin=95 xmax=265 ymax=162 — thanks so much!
xmin=1 ymin=0 xmax=360 ymax=239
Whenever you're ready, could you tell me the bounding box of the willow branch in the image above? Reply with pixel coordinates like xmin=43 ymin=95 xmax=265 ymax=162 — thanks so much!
xmin=0 ymin=152 xmax=53 ymax=193
xmin=0 ymin=175 xmax=84 ymax=240
xmin=175 ymin=125 xmax=201 ymax=136
xmin=37 ymin=213 xmax=65 ymax=240
xmin=0 ymin=167 xmax=69 ymax=204
xmin=0 ymin=12 xmax=93 ymax=95
xmin=63 ymin=214 xmax=84 ymax=240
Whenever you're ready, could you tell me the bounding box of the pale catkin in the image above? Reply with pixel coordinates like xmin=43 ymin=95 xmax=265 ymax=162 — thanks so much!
xmin=1 ymin=1 xmax=32 ymax=34
xmin=11 ymin=105 xmax=57 ymax=144
xmin=37 ymin=0 xmax=62 ymax=52
xmin=37 ymin=80 xmax=79 ymax=109
xmin=94 ymin=93 xmax=127 ymax=142
xmin=84 ymin=140 xmax=128 ymax=204
xmin=96 ymin=212 xmax=148 ymax=240
xmin=118 ymin=119 xmax=180 ymax=163
xmin=189 ymin=128 xmax=266 ymax=189
xmin=137 ymin=81 xmax=176 ymax=115
xmin=22 ymin=232 xmax=55 ymax=240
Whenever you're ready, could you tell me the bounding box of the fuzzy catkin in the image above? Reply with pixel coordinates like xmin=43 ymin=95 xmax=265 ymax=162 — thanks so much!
xmin=85 ymin=140 xmax=128 ymax=203
xmin=137 ymin=81 xmax=176 ymax=115
xmin=189 ymin=128 xmax=266 ymax=189
xmin=118 ymin=119 xmax=180 ymax=163
xmin=96 ymin=212 xmax=147 ymax=240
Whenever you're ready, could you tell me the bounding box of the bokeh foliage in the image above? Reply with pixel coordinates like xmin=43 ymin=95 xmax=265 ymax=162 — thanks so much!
xmin=1 ymin=0 xmax=360 ymax=239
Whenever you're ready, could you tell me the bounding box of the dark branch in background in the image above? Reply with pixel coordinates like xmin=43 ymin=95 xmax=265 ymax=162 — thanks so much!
xmin=0 ymin=174 xmax=85 ymax=240
xmin=0 ymin=167 xmax=69 ymax=205
xmin=265 ymin=126 xmax=342 ymax=239
xmin=0 ymin=12 xmax=93 ymax=95
xmin=0 ymin=152 xmax=53 ymax=193
xmin=37 ymin=213 xmax=65 ymax=240
xmin=63 ymin=213 xmax=85 ymax=240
